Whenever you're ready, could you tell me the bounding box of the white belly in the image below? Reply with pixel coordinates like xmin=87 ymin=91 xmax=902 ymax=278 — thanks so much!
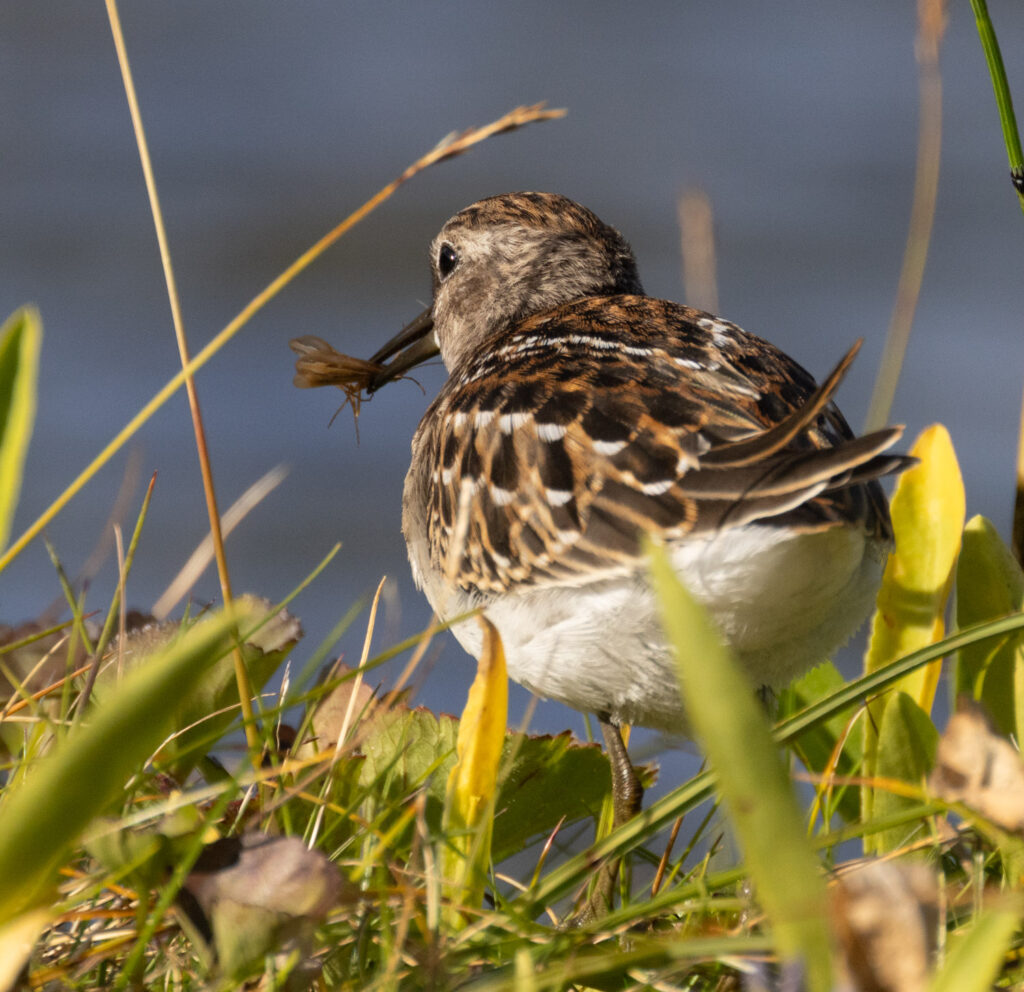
xmin=416 ymin=522 xmax=887 ymax=733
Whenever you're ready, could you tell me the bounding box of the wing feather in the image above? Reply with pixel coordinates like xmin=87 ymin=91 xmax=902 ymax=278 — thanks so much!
xmin=408 ymin=296 xmax=910 ymax=595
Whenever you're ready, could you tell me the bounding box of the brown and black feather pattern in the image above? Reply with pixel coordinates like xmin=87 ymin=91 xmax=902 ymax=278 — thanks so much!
xmin=408 ymin=295 xmax=911 ymax=597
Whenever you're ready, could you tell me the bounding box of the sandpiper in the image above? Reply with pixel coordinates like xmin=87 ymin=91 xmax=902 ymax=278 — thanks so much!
xmin=301 ymin=192 xmax=910 ymax=914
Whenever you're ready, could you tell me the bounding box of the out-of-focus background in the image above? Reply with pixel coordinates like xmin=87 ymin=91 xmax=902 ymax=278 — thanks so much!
xmin=2 ymin=4 xmax=1021 ymax=770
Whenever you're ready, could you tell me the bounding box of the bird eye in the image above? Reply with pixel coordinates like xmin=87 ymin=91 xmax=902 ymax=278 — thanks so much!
xmin=437 ymin=242 xmax=459 ymax=279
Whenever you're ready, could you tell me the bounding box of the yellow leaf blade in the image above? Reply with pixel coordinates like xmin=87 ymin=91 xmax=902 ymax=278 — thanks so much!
xmin=0 ymin=908 xmax=51 ymax=992
xmin=442 ymin=615 xmax=507 ymax=921
xmin=0 ymin=306 xmax=41 ymax=556
xmin=865 ymin=423 xmax=965 ymax=709
xmin=862 ymin=424 xmax=964 ymax=838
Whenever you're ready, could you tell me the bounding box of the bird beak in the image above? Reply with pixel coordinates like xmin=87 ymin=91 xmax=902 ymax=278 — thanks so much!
xmin=366 ymin=307 xmax=440 ymax=393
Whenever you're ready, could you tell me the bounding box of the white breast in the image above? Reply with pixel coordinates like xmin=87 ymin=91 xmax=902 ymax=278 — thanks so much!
xmin=410 ymin=517 xmax=887 ymax=733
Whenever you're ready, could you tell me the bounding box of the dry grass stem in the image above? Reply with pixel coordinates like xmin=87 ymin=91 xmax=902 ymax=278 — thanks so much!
xmin=106 ymin=0 xmax=260 ymax=766
xmin=650 ymin=814 xmax=684 ymax=896
xmin=678 ymin=188 xmax=720 ymax=314
xmin=288 ymin=103 xmax=566 ymax=418
xmin=0 ymin=103 xmax=563 ymax=578
xmin=106 ymin=0 xmax=235 ymax=623
xmin=152 ymin=464 xmax=289 ymax=620
xmin=1014 ymin=388 xmax=1024 ymax=564
xmin=337 ymin=575 xmax=388 ymax=748
xmin=865 ymin=0 xmax=946 ymax=432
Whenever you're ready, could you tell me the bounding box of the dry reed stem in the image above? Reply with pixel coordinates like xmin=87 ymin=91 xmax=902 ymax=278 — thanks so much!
xmin=1014 ymin=388 xmax=1024 ymax=564
xmin=152 ymin=464 xmax=289 ymax=621
xmin=864 ymin=0 xmax=946 ymax=432
xmin=678 ymin=188 xmax=720 ymax=315
xmin=289 ymin=103 xmax=568 ymax=413
xmin=0 ymin=103 xmax=563 ymax=575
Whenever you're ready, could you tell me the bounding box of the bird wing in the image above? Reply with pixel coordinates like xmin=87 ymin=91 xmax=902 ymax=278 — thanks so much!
xmin=411 ymin=296 xmax=908 ymax=595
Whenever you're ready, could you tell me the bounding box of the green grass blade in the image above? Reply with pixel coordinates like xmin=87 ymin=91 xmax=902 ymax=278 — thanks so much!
xmin=0 ymin=306 xmax=41 ymax=555
xmin=779 ymin=661 xmax=863 ymax=824
xmin=518 ymin=611 xmax=1024 ymax=917
xmin=955 ymin=515 xmax=1024 ymax=742
xmin=648 ymin=540 xmax=832 ymax=992
xmin=870 ymin=691 xmax=938 ymax=853
xmin=778 ymin=612 xmax=1024 ymax=746
xmin=928 ymin=903 xmax=1021 ymax=992
xmin=970 ymin=0 xmax=1024 ymax=214
xmin=0 ymin=605 xmax=252 ymax=923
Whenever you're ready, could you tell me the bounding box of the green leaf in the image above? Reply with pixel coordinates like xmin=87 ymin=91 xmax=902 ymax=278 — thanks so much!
xmin=955 ymin=515 xmax=1024 ymax=742
xmin=928 ymin=902 xmax=1021 ymax=992
xmin=85 ymin=804 xmax=208 ymax=899
xmin=0 ymin=306 xmax=41 ymax=555
xmin=341 ymin=700 xmax=613 ymax=864
xmin=779 ymin=661 xmax=863 ymax=824
xmin=91 ymin=597 xmax=300 ymax=780
xmin=648 ymin=540 xmax=832 ymax=992
xmin=492 ymin=732 xmax=612 ymax=864
xmin=0 ymin=605 xmax=252 ymax=923
xmin=356 ymin=705 xmax=458 ymax=811
xmin=870 ymin=691 xmax=938 ymax=854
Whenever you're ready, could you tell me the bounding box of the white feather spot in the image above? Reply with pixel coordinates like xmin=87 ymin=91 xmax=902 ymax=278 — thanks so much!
xmin=490 ymin=484 xmax=516 ymax=506
xmin=675 ymin=453 xmax=697 ymax=475
xmin=546 ymin=488 xmax=574 ymax=506
xmin=499 ymin=411 xmax=531 ymax=433
xmin=697 ymin=317 xmax=733 ymax=346
xmin=453 ymin=411 xmax=469 ymax=430
xmin=537 ymin=422 xmax=566 ymax=442
xmin=593 ymin=439 xmax=628 ymax=456
xmin=641 ymin=479 xmax=674 ymax=495
xmin=475 ymin=410 xmax=495 ymax=429
xmin=496 ymin=334 xmax=544 ymax=356
xmin=441 ymin=467 xmax=453 ymax=486
xmin=567 ymin=334 xmax=618 ymax=350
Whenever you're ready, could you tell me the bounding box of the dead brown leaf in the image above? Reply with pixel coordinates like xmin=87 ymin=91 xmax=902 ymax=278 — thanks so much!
xmin=304 ymin=663 xmax=382 ymax=754
xmin=929 ymin=697 xmax=1024 ymax=832
xmin=832 ymin=860 xmax=939 ymax=992
xmin=179 ymin=832 xmax=351 ymax=984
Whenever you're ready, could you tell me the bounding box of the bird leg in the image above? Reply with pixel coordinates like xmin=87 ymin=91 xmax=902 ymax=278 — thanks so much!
xmin=601 ymin=718 xmax=644 ymax=828
xmin=572 ymin=717 xmax=644 ymax=923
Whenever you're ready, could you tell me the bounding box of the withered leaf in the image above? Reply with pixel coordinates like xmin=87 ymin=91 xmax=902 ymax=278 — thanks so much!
xmin=180 ymin=832 xmax=351 ymax=981
xmin=929 ymin=697 xmax=1024 ymax=832
xmin=832 ymin=860 xmax=939 ymax=992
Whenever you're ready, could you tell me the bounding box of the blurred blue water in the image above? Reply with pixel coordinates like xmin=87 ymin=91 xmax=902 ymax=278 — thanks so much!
xmin=1 ymin=3 xmax=1021 ymax=792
